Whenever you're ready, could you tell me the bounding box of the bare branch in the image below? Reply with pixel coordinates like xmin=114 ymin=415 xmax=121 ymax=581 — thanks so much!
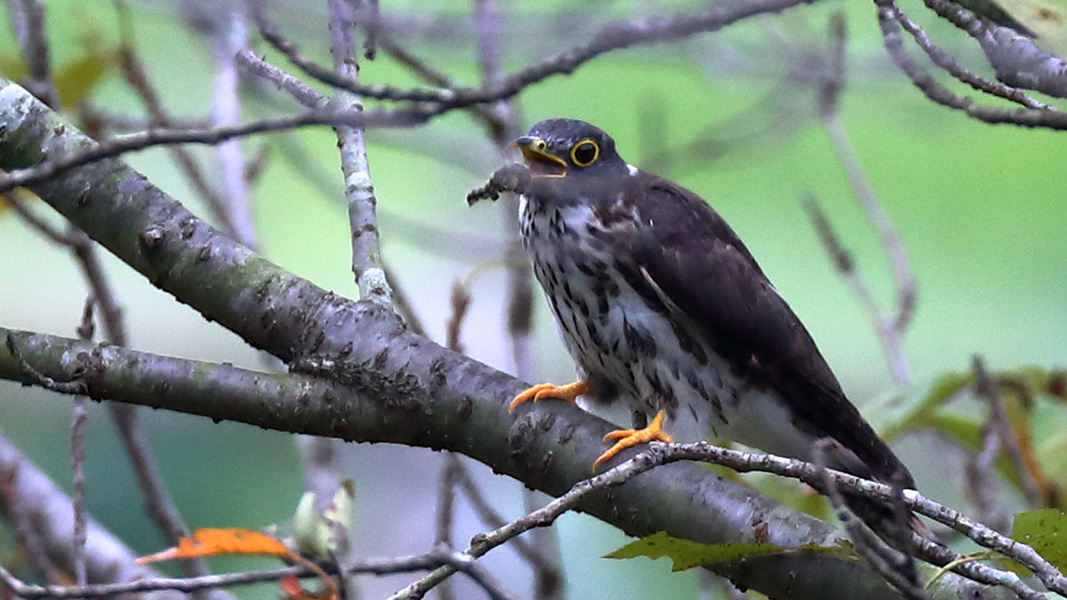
xmin=923 ymin=0 xmax=1067 ymax=98
xmin=70 ymin=298 xmax=97 ymax=587
xmin=965 ymin=403 xmax=1008 ymax=532
xmin=4 ymin=0 xmax=58 ymax=107
xmin=0 ymin=547 xmax=521 ymax=599
xmin=874 ymin=0 xmax=1067 ymax=130
xmin=818 ymin=14 xmax=917 ymax=368
xmin=210 ymin=10 xmax=256 ymax=247
xmin=801 ymin=193 xmax=911 ymax=385
xmin=236 ymin=49 xmax=326 ymax=108
xmin=814 ymin=440 xmax=928 ymax=600
xmin=328 ymin=0 xmax=391 ymax=307
xmin=452 ymin=461 xmax=558 ymax=574
xmin=472 ymin=1 xmax=562 ymax=595
xmin=972 ymin=356 xmax=1041 ymax=508
xmin=385 ymin=449 xmax=673 ymax=600
xmin=362 ymin=0 xmax=380 ymax=60
xmin=2 ymin=324 xmax=995 ymax=600
xmin=114 ymin=0 xmax=230 ymax=227
xmin=376 ymin=37 xmax=504 ymax=134
xmin=383 ymin=265 xmax=427 ymax=336
xmin=432 ymin=453 xmax=461 ymax=600
xmin=0 ymin=191 xmax=71 ymax=244
xmin=0 ymin=102 xmax=430 ymax=195
xmin=1 ymin=0 xmax=818 ymax=196
xmin=253 ymin=0 xmax=815 ymax=108
xmin=892 ymin=6 xmax=1051 ymax=109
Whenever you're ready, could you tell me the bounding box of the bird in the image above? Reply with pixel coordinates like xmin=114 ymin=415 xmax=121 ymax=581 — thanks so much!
xmin=489 ymin=118 xmax=916 ymax=523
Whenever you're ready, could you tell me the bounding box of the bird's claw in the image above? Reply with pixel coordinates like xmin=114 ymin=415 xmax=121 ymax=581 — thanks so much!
xmin=508 ymin=380 xmax=587 ymax=413
xmin=592 ymin=411 xmax=673 ymax=471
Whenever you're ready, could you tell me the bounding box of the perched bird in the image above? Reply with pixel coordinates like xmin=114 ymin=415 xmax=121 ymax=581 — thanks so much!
xmin=496 ymin=118 xmax=916 ymax=510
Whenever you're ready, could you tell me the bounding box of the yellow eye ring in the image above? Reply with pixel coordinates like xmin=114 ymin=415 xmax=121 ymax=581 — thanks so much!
xmin=570 ymin=140 xmax=599 ymax=167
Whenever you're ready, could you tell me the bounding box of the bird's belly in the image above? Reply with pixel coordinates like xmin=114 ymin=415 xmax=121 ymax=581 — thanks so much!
xmin=614 ymin=305 xmax=819 ymax=461
xmin=520 ymin=199 xmax=818 ymax=460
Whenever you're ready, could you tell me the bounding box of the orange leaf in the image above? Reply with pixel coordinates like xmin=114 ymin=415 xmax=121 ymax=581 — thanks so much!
xmin=279 ymin=574 xmax=335 ymax=600
xmin=280 ymin=575 xmax=305 ymax=597
xmin=136 ymin=528 xmax=292 ymax=564
xmin=137 ymin=528 xmax=339 ymax=600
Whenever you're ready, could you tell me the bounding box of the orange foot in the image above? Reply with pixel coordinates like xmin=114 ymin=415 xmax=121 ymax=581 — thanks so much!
xmin=508 ymin=380 xmax=588 ymax=413
xmin=592 ymin=411 xmax=673 ymax=472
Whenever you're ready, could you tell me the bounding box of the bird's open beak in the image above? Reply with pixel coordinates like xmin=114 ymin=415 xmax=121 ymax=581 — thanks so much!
xmin=512 ymin=136 xmax=567 ymax=178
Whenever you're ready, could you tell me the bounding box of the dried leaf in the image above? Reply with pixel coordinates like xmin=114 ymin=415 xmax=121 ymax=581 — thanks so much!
xmin=136 ymin=528 xmax=290 ymax=564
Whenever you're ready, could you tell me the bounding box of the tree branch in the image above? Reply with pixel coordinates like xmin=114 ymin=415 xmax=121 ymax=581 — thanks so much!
xmin=0 ymin=334 xmax=1028 ymax=599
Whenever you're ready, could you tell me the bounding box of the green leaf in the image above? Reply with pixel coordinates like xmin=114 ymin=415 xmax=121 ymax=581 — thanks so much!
xmin=881 ymin=372 xmax=972 ymax=441
xmin=603 ymin=532 xmax=857 ymax=572
xmin=0 ymin=52 xmax=27 ymax=81
xmin=1010 ymin=508 xmax=1067 ymax=571
xmin=53 ymin=50 xmax=117 ymax=107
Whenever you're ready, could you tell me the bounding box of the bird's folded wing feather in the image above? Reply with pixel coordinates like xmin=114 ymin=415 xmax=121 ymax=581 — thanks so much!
xmin=622 ymin=173 xmax=911 ymax=486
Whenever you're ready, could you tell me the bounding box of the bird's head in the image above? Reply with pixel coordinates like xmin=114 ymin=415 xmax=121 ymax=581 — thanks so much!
xmin=513 ymin=119 xmax=628 ymax=182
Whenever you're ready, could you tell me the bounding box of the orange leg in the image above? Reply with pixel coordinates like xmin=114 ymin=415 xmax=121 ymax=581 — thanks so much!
xmin=592 ymin=411 xmax=673 ymax=472
xmin=508 ymin=380 xmax=588 ymax=413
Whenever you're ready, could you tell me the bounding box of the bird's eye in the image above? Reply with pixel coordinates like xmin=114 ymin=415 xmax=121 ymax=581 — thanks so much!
xmin=570 ymin=140 xmax=599 ymax=167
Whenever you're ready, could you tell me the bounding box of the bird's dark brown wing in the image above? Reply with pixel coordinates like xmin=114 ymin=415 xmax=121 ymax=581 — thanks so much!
xmin=623 ymin=172 xmax=912 ymax=486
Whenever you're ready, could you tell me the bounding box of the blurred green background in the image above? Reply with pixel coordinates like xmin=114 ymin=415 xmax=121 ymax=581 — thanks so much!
xmin=0 ymin=0 xmax=1065 ymax=598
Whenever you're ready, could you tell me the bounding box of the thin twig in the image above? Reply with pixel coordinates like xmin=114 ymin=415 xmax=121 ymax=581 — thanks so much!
xmin=236 ymin=49 xmax=326 ymax=108
xmin=965 ymin=405 xmax=1007 ymax=531
xmin=376 ymin=37 xmax=504 ymax=134
xmin=253 ymin=0 xmax=817 ymax=109
xmin=3 ymin=330 xmax=1057 ymax=599
xmin=78 ymin=103 xmax=212 ymax=136
xmin=113 ymin=0 xmax=230 ymax=227
xmin=327 ymin=0 xmax=392 ymax=307
xmin=972 ymin=356 xmax=1041 ymax=507
xmin=4 ymin=0 xmax=823 ymax=196
xmin=472 ymin=2 xmax=562 ymax=593
xmin=817 ymin=15 xmax=915 ymax=385
xmin=0 ymin=103 xmax=432 ymax=195
xmin=0 ymin=549 xmax=518 ymax=599
xmin=658 ymin=442 xmax=1060 ymax=598
xmin=801 ymin=194 xmax=911 ymax=385
xmin=385 ymin=448 xmax=673 ymax=600
xmin=445 ymin=281 xmax=471 ymax=354
xmin=362 ymin=0 xmax=379 ymax=60
xmin=5 ymin=334 xmax=87 ymax=394
xmin=922 ymin=0 xmax=1067 ymax=99
xmin=814 ymin=440 xmax=928 ymax=600
xmin=5 ymin=0 xmax=58 ymax=107
xmin=892 ymin=7 xmax=1049 ymax=109
xmin=452 ymin=462 xmax=555 ymax=573
xmin=383 ymin=265 xmax=427 ymax=336
xmin=211 ymin=10 xmax=256 ymax=247
xmin=873 ymin=0 xmax=1067 ymax=130
xmin=0 ymin=433 xmax=186 ymax=598
xmin=433 ymin=453 xmax=461 ymax=600
xmin=70 ymin=297 xmax=96 ymax=587
xmin=1 ymin=191 xmax=71 ymax=243
xmin=65 ymin=224 xmax=211 ymax=588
